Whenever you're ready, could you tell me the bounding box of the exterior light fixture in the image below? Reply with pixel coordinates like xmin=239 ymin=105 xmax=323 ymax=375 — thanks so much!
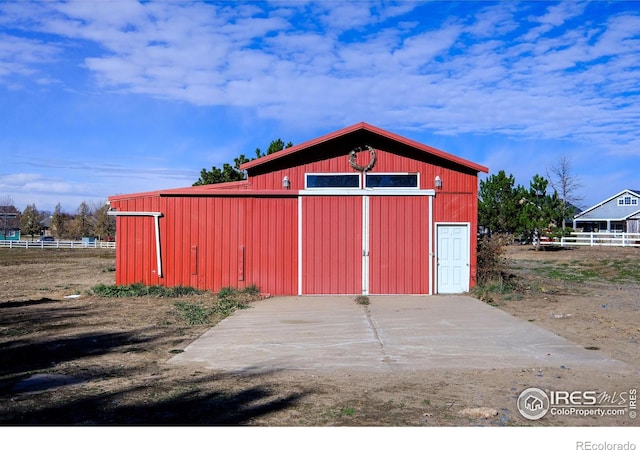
xmin=435 ymin=175 xmax=442 ymax=189
xmin=282 ymin=175 xmax=290 ymax=189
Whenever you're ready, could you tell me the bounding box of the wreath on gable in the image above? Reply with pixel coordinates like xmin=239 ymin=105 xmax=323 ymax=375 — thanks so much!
xmin=349 ymin=145 xmax=377 ymax=172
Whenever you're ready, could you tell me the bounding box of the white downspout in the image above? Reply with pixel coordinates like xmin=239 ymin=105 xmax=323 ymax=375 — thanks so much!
xmin=297 ymin=196 xmax=303 ymax=296
xmin=429 ymin=195 xmax=434 ymax=295
xmin=107 ymin=210 xmax=164 ymax=278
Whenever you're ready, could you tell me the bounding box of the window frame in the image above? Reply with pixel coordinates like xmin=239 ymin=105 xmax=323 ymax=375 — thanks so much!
xmin=618 ymin=195 xmax=638 ymax=206
xmin=364 ymin=172 xmax=420 ymax=190
xmin=304 ymin=172 xmax=362 ymax=189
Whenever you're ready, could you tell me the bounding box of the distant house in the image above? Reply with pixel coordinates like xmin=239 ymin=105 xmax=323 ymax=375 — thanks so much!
xmin=40 ymin=216 xmax=53 ymax=237
xmin=573 ymin=189 xmax=640 ymax=233
xmin=0 ymin=206 xmax=21 ymax=241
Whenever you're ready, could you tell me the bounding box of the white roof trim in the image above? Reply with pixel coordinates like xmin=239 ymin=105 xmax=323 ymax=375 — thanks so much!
xmin=573 ymin=210 xmax=640 ymax=222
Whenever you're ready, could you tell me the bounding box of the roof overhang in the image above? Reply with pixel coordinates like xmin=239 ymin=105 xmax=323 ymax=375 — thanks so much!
xmin=240 ymin=122 xmax=488 ymax=174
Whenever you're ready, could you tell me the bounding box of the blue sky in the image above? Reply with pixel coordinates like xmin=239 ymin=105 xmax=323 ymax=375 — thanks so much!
xmin=1 ymin=0 xmax=639 ymax=213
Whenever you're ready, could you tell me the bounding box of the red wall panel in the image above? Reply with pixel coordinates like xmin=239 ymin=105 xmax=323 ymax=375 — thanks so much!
xmin=113 ymin=194 xmax=299 ymax=295
xmin=111 ymin=196 xmax=162 ymax=287
xmin=243 ymin=197 xmax=298 ymax=295
xmin=302 ymin=196 xmax=362 ymax=294
xmin=369 ymin=196 xmax=431 ymax=294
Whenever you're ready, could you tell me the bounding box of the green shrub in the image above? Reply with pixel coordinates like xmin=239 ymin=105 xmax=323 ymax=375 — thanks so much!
xmin=211 ymin=297 xmax=250 ymax=316
xmin=173 ymin=301 xmax=213 ymax=325
xmin=474 ymin=236 xmax=517 ymax=303
xmin=92 ymin=283 xmax=262 ymax=325
xmin=92 ymin=283 xmax=201 ymax=298
xmin=242 ymin=284 xmax=260 ymax=295
xmin=476 ymin=236 xmax=508 ymax=286
xmin=173 ymin=287 xmax=255 ymax=325
xmin=217 ymin=286 xmax=237 ymax=299
xmin=471 ymin=279 xmax=515 ymax=303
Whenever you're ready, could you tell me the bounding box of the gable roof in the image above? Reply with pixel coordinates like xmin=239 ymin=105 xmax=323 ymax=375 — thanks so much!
xmin=0 ymin=205 xmax=20 ymax=229
xmin=240 ymin=122 xmax=489 ymax=174
xmin=574 ymin=189 xmax=640 ymax=220
xmin=110 ymin=122 xmax=489 ymax=202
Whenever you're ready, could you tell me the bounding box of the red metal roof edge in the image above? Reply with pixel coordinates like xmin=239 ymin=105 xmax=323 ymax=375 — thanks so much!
xmin=162 ymin=179 xmax=250 ymax=194
xmin=109 ymin=188 xmax=167 ymax=202
xmin=108 ymin=180 xmax=252 ymax=201
xmin=240 ymin=122 xmax=488 ymax=173
xmin=159 ymin=189 xmax=299 ymax=197
xmin=109 ymin=186 xmax=299 ymax=201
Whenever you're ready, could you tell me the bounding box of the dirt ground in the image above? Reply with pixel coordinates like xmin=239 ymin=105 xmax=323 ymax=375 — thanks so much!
xmin=0 ymin=246 xmax=638 ymax=426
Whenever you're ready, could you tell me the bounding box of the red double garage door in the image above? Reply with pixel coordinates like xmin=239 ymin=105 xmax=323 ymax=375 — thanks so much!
xmin=301 ymin=195 xmax=431 ymax=295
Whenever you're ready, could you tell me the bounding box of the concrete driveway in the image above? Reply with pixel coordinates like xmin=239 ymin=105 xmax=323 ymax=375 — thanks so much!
xmin=168 ymin=295 xmax=626 ymax=373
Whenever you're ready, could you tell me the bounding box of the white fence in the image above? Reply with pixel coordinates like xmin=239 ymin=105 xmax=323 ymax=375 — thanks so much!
xmin=541 ymin=232 xmax=640 ymax=248
xmin=0 ymin=240 xmax=116 ymax=249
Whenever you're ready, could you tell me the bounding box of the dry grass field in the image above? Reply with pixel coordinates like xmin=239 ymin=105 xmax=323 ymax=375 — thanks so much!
xmin=0 ymin=245 xmax=638 ymax=426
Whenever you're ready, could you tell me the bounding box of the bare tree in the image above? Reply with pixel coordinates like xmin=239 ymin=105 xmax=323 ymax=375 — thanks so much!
xmin=51 ymin=203 xmax=67 ymax=239
xmin=547 ymin=155 xmax=582 ymax=231
xmin=0 ymin=195 xmax=14 ymax=207
xmin=93 ymin=201 xmax=116 ymax=241
xmin=20 ymin=204 xmax=42 ymax=239
xmin=69 ymin=201 xmax=94 ymax=239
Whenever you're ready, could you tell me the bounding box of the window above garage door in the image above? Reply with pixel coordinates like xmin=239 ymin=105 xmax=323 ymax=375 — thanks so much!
xmin=305 ymin=173 xmax=419 ymax=190
xmin=305 ymin=173 xmax=361 ymax=189
xmin=365 ymin=173 xmax=419 ymax=189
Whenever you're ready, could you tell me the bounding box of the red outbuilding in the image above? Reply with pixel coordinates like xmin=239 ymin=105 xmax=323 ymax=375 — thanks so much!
xmin=108 ymin=122 xmax=488 ymax=296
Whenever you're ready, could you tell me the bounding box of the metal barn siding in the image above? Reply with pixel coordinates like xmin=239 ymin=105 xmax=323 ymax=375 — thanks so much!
xmin=111 ymin=193 xmax=299 ymax=295
xmin=111 ymin=195 xmax=164 ymax=286
xmin=243 ymin=196 xmax=298 ymax=295
xmin=166 ymin=196 xmax=244 ymax=291
xmin=369 ymin=196 xmax=431 ymax=294
xmin=302 ymin=196 xmax=363 ymax=294
xmin=109 ymin=122 xmax=488 ymax=296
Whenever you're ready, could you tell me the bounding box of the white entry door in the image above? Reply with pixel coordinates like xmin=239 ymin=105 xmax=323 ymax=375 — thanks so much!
xmin=437 ymin=224 xmax=469 ymax=293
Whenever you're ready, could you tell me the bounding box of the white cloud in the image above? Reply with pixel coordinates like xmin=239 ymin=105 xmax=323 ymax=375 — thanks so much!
xmin=0 ymin=33 xmax=60 ymax=84
xmin=1 ymin=1 xmax=639 ymax=158
xmin=0 ymin=172 xmax=76 ymax=196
